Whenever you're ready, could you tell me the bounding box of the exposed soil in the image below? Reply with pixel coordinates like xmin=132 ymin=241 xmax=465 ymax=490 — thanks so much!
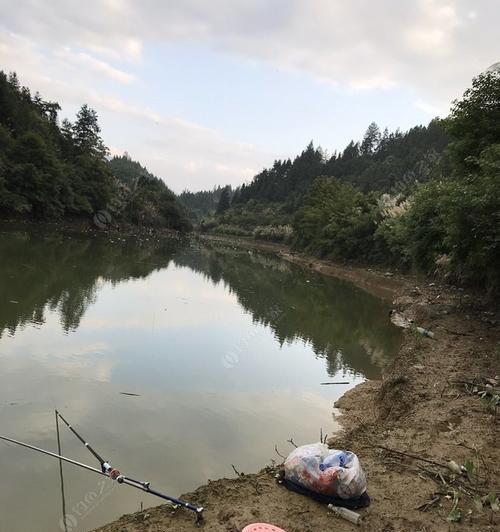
xmin=96 ymin=239 xmax=499 ymax=532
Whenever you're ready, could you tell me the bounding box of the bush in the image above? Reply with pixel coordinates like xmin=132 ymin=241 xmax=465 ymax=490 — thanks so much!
xmin=293 ymin=177 xmax=382 ymax=260
xmin=210 ymin=224 xmax=252 ymax=237
xmin=252 ymin=224 xmax=293 ymax=242
xmin=373 ymin=145 xmax=499 ymax=290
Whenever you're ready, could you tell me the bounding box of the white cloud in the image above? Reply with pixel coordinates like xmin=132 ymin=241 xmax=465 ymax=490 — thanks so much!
xmin=0 ymin=0 xmax=498 ymax=190
xmin=415 ymin=99 xmax=444 ymax=116
xmin=54 ymin=47 xmax=136 ymax=83
xmin=349 ymin=76 xmax=397 ymax=91
xmin=2 ymin=1 xmax=497 ymax=98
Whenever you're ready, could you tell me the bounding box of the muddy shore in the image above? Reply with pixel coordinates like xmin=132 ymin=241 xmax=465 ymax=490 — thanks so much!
xmin=93 ymin=235 xmax=499 ymax=532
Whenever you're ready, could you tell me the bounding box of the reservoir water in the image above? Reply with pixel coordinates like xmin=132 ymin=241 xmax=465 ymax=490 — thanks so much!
xmin=0 ymin=228 xmax=400 ymax=531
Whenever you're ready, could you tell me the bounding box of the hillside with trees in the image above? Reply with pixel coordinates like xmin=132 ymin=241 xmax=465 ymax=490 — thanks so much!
xmin=201 ymin=72 xmax=500 ymax=292
xmin=0 ymin=71 xmax=190 ymax=231
xmin=200 ymin=120 xmax=450 ymax=238
xmin=179 ymin=185 xmax=231 ymax=219
xmin=108 ymin=154 xmax=191 ymax=230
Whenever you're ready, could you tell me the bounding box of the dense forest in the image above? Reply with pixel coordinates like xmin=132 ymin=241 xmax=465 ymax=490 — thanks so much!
xmin=108 ymin=154 xmax=191 ymax=230
xmin=179 ymin=185 xmax=231 ymax=219
xmin=0 ymin=71 xmax=190 ymax=231
xmin=197 ymin=122 xmax=453 ymax=241
xmin=199 ymin=72 xmax=500 ymax=292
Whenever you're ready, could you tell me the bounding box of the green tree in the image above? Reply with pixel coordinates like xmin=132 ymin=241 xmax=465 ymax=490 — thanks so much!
xmin=0 ymin=71 xmax=190 ymax=231
xmin=72 ymin=104 xmax=108 ymax=158
xmin=360 ymin=122 xmax=381 ymax=155
xmin=216 ymin=186 xmax=231 ymax=214
xmin=445 ymin=71 xmax=500 ymax=173
xmin=397 ymin=163 xmax=499 ymax=289
xmin=293 ymin=177 xmax=381 ymax=260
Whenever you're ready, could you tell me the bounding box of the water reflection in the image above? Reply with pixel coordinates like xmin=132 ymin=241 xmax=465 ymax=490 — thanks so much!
xmin=0 ymin=228 xmax=400 ymax=531
xmin=174 ymin=242 xmax=400 ymax=378
xmin=0 ymin=228 xmax=183 ymax=336
xmin=0 ymin=230 xmax=399 ymax=378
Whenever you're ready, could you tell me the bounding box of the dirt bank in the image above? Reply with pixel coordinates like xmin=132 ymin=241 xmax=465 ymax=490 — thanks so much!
xmin=96 ymin=240 xmax=499 ymax=532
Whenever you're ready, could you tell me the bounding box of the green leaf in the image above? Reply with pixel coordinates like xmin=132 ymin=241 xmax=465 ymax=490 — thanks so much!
xmin=472 ymin=495 xmax=483 ymax=511
xmin=447 ymin=507 xmax=463 ymax=522
xmin=487 ymin=492 xmax=499 ymax=512
xmin=463 ymin=459 xmax=475 ymax=480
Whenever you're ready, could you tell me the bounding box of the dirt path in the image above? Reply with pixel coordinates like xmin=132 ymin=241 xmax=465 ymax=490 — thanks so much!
xmin=96 ymin=240 xmax=499 ymax=532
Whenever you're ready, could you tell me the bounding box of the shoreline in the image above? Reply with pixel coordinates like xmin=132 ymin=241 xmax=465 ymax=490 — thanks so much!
xmin=96 ymin=234 xmax=499 ymax=531
xmin=6 ymin=226 xmax=495 ymax=531
xmin=0 ymin=217 xmax=186 ymax=240
xmin=197 ymin=233 xmax=409 ymax=303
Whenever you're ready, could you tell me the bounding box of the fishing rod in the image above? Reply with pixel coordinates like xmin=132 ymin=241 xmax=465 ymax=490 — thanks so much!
xmin=56 ymin=410 xmax=106 ymax=466
xmin=0 ymin=412 xmax=204 ymax=522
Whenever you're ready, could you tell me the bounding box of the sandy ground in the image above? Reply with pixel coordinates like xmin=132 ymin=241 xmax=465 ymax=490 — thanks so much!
xmin=96 ymin=240 xmax=499 ymax=532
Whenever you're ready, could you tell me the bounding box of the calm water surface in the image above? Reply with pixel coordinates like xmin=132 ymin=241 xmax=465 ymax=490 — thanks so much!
xmin=0 ymin=228 xmax=400 ymax=531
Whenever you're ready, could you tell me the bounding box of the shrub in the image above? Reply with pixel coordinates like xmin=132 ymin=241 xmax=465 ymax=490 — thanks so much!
xmin=252 ymin=224 xmax=293 ymax=242
xmin=293 ymin=177 xmax=382 ymax=260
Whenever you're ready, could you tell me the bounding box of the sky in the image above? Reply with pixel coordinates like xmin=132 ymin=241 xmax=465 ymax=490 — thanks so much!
xmin=0 ymin=1 xmax=498 ymax=193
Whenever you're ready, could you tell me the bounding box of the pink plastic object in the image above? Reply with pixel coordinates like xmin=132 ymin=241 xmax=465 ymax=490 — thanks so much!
xmin=242 ymin=524 xmax=287 ymax=532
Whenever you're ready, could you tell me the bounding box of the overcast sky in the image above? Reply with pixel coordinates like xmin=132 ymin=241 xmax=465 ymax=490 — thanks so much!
xmin=0 ymin=1 xmax=497 ymax=192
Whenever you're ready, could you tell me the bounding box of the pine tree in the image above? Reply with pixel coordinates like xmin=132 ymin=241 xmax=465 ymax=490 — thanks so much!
xmin=361 ymin=122 xmax=381 ymax=155
xmin=73 ymin=104 xmax=108 ymax=158
xmin=216 ymin=186 xmax=231 ymax=214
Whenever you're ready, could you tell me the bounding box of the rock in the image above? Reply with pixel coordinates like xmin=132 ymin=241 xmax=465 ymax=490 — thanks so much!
xmin=447 ymin=460 xmax=462 ymax=475
xmin=393 ymin=295 xmax=414 ymax=307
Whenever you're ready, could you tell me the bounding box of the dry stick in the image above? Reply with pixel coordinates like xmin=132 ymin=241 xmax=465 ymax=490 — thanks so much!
xmin=231 ymin=464 xmax=242 ymax=477
xmin=441 ymin=327 xmax=474 ymax=337
xmin=452 ymin=381 xmax=500 ymax=393
xmin=383 ymin=449 xmax=492 ymax=491
xmin=416 ymin=495 xmax=441 ymax=512
xmin=374 ymin=445 xmax=447 ymax=469
xmin=287 ymin=438 xmax=298 ymax=448
xmin=274 ymin=445 xmax=286 ymax=460
xmin=416 ymin=464 xmax=478 ymax=497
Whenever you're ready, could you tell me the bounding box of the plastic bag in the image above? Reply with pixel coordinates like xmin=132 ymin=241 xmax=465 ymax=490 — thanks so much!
xmin=284 ymin=443 xmax=366 ymax=499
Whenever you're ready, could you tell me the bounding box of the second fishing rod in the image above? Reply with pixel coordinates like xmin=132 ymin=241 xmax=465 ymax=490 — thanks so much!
xmin=55 ymin=410 xmax=204 ymax=520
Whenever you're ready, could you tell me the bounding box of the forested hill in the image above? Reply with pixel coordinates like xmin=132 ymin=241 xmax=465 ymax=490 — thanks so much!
xmin=179 ymin=185 xmax=230 ymax=219
xmin=202 ymin=71 xmax=500 ymax=293
xmin=181 ymin=120 xmax=450 ymax=220
xmin=0 ymin=71 xmax=190 ymax=231
xmin=235 ymin=120 xmax=450 ymax=210
xmin=196 ymin=120 xmax=451 ymax=236
xmin=108 ymin=154 xmax=191 ymax=230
